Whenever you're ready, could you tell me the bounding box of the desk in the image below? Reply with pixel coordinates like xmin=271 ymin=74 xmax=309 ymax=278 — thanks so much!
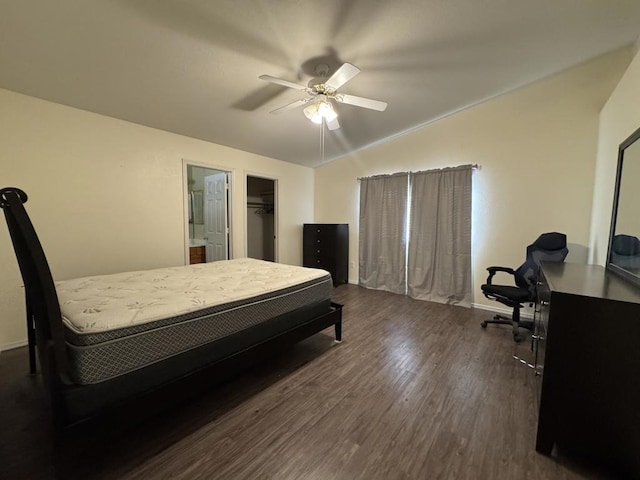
xmin=535 ymin=263 xmax=640 ymax=476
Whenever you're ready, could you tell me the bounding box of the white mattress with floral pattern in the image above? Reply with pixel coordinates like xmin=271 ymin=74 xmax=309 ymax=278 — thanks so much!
xmin=55 ymin=258 xmax=332 ymax=385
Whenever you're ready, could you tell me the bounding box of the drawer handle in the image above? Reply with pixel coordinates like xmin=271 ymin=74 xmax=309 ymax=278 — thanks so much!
xmin=317 ymin=260 xmax=321 ymax=264
xmin=317 ymin=239 xmax=321 ymax=243
xmin=316 ymin=229 xmax=321 ymax=233
xmin=317 ymin=249 xmax=320 ymax=253
xmin=540 ymin=300 xmax=549 ymax=306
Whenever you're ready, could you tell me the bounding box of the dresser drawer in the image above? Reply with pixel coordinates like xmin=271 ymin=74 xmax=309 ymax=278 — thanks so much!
xmin=534 ymin=300 xmax=548 ymax=403
xmin=304 ymin=224 xmax=339 ymax=236
xmin=303 ymin=245 xmax=336 ymax=259
xmin=532 ymin=270 xmax=551 ymax=409
xmin=303 ymin=254 xmax=333 ymax=268
xmin=303 ymin=234 xmax=338 ymax=250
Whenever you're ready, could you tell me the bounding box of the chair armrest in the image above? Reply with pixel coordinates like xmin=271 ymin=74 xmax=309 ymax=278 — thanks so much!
xmin=487 ymin=266 xmax=515 ymax=274
xmin=485 ymin=266 xmax=515 ymax=284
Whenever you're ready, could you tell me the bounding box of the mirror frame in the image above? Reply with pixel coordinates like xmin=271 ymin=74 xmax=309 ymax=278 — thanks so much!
xmin=606 ymin=126 xmax=640 ymax=288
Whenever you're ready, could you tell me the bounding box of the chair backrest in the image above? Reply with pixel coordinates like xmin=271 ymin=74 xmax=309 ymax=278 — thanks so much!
xmin=514 ymin=232 xmax=568 ymax=294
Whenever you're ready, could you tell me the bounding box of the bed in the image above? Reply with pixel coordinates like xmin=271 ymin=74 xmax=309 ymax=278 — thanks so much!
xmin=0 ymin=187 xmax=342 ymax=431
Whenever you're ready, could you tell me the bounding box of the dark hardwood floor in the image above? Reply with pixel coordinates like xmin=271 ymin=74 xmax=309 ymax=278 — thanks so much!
xmin=0 ymin=285 xmax=617 ymax=479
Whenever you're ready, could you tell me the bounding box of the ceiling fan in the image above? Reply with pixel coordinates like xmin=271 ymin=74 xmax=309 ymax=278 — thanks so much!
xmin=258 ymin=63 xmax=387 ymax=131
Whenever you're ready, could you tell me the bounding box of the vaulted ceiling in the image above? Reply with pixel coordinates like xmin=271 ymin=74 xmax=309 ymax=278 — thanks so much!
xmin=1 ymin=1 xmax=640 ymax=167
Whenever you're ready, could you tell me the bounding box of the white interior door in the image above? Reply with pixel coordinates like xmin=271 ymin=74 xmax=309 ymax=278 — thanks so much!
xmin=204 ymin=173 xmax=229 ymax=261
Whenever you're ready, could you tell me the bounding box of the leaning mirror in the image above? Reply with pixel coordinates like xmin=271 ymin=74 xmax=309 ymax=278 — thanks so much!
xmin=607 ymin=126 xmax=640 ymax=287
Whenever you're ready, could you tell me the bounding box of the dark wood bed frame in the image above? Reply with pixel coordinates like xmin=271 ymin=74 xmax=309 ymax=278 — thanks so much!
xmin=0 ymin=187 xmax=342 ymax=433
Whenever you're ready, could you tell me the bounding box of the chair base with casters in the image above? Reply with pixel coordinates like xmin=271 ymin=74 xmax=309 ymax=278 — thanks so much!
xmin=480 ymin=232 xmax=568 ymax=342
xmin=480 ymin=310 xmax=533 ymax=342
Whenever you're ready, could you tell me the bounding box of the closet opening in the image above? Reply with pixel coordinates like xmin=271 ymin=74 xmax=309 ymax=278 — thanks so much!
xmin=246 ymin=175 xmax=276 ymax=262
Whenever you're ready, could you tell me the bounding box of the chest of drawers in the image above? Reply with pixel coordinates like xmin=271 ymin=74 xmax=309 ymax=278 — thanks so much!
xmin=303 ymin=223 xmax=348 ymax=286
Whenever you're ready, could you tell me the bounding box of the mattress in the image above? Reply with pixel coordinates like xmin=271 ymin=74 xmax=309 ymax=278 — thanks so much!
xmin=55 ymin=258 xmax=332 ymax=384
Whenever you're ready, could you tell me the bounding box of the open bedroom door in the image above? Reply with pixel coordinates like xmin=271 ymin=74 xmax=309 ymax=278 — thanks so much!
xmin=204 ymin=172 xmax=229 ymax=262
xmin=184 ymin=162 xmax=232 ymax=265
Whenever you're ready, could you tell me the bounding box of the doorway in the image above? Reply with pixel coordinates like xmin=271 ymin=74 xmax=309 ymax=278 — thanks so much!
xmin=246 ymin=175 xmax=276 ymax=262
xmin=185 ymin=163 xmax=231 ymax=264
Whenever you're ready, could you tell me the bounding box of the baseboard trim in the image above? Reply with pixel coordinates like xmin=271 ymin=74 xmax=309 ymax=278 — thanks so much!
xmin=0 ymin=339 xmax=28 ymax=353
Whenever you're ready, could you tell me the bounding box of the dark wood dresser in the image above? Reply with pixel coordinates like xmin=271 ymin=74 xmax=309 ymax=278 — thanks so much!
xmin=303 ymin=223 xmax=348 ymax=286
xmin=535 ymin=262 xmax=640 ymax=477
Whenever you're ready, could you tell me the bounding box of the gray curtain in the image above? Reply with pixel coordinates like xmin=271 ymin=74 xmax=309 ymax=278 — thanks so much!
xmin=407 ymin=165 xmax=472 ymax=306
xmin=358 ymin=174 xmax=409 ymax=294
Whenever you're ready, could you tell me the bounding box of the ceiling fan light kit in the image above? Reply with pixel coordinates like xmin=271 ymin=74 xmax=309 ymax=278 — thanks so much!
xmin=303 ymin=98 xmax=337 ymax=124
xmin=259 ymin=62 xmax=387 ymax=130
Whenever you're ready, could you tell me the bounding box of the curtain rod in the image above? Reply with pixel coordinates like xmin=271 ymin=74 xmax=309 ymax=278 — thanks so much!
xmin=357 ymin=164 xmax=479 ymax=181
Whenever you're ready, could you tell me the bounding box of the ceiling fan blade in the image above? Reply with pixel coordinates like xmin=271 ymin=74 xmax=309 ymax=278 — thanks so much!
xmin=269 ymin=98 xmax=311 ymax=114
xmin=325 ymin=63 xmax=360 ymax=91
xmin=335 ymin=93 xmax=388 ymax=112
xmin=326 ymin=117 xmax=340 ymax=131
xmin=259 ymin=74 xmax=309 ymax=91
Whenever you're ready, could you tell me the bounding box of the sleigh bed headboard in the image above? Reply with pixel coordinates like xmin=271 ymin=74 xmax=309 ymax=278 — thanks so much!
xmin=1 ymin=188 xmax=71 ymax=388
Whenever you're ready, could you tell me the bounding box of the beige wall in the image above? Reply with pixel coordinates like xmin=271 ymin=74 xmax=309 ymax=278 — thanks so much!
xmin=590 ymin=47 xmax=640 ymax=264
xmin=0 ymin=89 xmax=314 ymax=349
xmin=314 ymin=48 xmax=631 ymax=312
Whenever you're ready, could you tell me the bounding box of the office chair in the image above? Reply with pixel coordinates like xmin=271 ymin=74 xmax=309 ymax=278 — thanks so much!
xmin=480 ymin=232 xmax=568 ymax=342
